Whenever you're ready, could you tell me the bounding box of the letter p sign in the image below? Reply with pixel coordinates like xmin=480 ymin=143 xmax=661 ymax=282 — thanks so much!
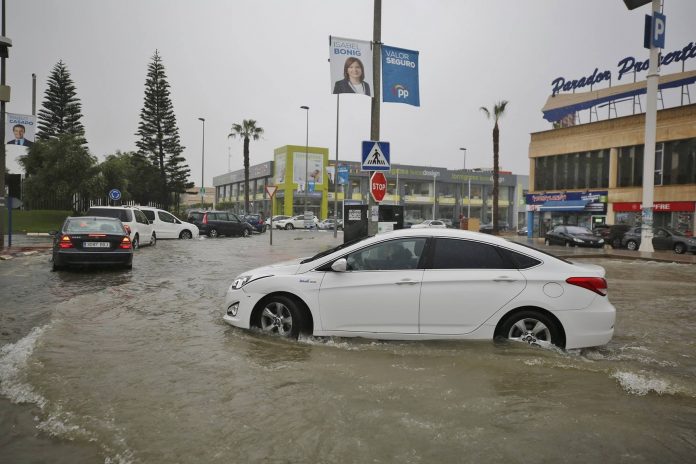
xmin=649 ymin=12 xmax=666 ymax=49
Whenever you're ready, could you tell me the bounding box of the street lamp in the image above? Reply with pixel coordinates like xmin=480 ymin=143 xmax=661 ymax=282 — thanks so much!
xmin=459 ymin=147 xmax=467 ymax=170
xmin=300 ymin=106 xmax=309 ymax=225
xmin=198 ymin=117 xmax=205 ymax=206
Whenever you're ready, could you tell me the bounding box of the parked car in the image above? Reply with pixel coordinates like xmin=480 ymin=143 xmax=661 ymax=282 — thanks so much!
xmin=517 ymin=226 xmax=528 ymax=236
xmin=187 ymin=210 xmax=254 ymax=238
xmin=479 ymin=222 xmax=509 ymax=234
xmin=86 ymin=205 xmax=156 ymax=248
xmin=275 ymin=215 xmax=319 ymax=230
xmin=265 ymin=215 xmax=290 ymax=227
xmin=50 ymin=216 xmax=133 ymax=271
xmin=318 ymin=218 xmax=343 ymax=230
xmin=593 ymin=224 xmax=631 ymax=248
xmin=244 ymin=214 xmax=267 ymax=233
xmin=411 ymin=219 xmax=447 ymax=229
xmin=139 ymin=206 xmax=199 ymax=240
xmin=223 ymin=228 xmax=615 ymax=349
xmin=544 ymin=225 xmax=605 ymax=248
xmin=437 ymin=218 xmax=454 ymax=228
xmin=622 ymin=226 xmax=696 ymax=254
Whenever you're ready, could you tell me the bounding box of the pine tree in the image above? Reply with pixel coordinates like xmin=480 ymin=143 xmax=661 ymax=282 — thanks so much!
xmin=36 ymin=60 xmax=87 ymax=144
xmin=135 ymin=50 xmax=189 ymax=209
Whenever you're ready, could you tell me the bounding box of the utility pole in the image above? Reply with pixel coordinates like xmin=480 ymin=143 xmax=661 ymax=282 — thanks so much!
xmin=368 ymin=0 xmax=382 ymax=235
xmin=0 ymin=0 xmax=10 ymax=248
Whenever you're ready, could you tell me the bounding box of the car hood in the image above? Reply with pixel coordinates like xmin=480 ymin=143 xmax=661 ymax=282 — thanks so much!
xmin=241 ymin=258 xmax=305 ymax=278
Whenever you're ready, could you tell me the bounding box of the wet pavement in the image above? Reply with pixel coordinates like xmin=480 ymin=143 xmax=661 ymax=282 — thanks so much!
xmin=1 ymin=230 xmax=696 ymax=463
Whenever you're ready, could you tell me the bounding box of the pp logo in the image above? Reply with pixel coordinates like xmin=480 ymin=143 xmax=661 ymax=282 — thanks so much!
xmin=392 ymin=84 xmax=409 ymax=99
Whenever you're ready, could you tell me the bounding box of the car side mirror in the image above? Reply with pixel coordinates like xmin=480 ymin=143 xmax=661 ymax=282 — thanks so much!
xmin=331 ymin=258 xmax=348 ymax=272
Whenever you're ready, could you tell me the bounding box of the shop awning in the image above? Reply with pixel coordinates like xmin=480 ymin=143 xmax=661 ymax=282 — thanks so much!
xmin=539 ymin=200 xmax=589 ymax=212
xmin=541 ymin=70 xmax=696 ymax=122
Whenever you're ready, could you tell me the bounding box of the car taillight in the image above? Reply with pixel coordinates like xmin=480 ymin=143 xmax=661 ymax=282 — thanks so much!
xmin=120 ymin=237 xmax=132 ymax=249
xmin=202 ymin=213 xmax=208 ymax=225
xmin=566 ymin=277 xmax=607 ymax=296
xmin=58 ymin=235 xmax=74 ymax=249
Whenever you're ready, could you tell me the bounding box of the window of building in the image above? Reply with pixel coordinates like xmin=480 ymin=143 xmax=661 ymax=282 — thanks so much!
xmin=535 ymin=149 xmax=609 ymax=191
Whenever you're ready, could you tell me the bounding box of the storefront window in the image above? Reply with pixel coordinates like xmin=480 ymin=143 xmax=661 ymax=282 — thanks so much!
xmin=535 ymin=150 xmax=609 ymax=190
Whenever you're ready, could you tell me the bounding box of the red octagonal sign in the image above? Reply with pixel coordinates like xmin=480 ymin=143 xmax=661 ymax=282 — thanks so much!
xmin=370 ymin=172 xmax=387 ymax=203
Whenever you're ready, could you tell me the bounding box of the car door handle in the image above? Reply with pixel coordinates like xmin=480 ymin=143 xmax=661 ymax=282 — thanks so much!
xmin=395 ymin=279 xmax=419 ymax=285
xmin=493 ymin=276 xmax=517 ymax=282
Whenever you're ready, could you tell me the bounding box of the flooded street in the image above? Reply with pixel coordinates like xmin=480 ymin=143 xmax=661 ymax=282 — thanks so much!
xmin=1 ymin=231 xmax=696 ymax=463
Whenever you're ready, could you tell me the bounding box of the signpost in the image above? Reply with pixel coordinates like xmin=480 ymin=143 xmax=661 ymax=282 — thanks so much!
xmin=108 ymin=189 xmax=122 ymax=205
xmin=265 ymin=185 xmax=278 ymax=245
xmin=361 ymin=141 xmax=391 ymax=171
xmin=370 ymin=172 xmax=387 ymax=203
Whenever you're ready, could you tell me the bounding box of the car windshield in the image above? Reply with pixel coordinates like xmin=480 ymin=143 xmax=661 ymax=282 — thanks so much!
xmin=300 ymin=236 xmax=373 ymax=264
xmin=566 ymin=226 xmax=592 ymax=235
xmin=65 ymin=218 xmax=122 ymax=234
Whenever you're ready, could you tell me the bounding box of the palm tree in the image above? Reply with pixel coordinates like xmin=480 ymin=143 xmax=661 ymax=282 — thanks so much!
xmin=480 ymin=101 xmax=509 ymax=236
xmin=228 ymin=120 xmax=264 ymax=213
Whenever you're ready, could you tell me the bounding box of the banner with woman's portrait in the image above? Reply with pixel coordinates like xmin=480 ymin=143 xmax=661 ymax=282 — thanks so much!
xmin=329 ymin=36 xmax=373 ymax=98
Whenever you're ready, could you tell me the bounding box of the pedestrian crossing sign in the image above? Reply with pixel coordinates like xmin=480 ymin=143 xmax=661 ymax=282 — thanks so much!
xmin=361 ymin=141 xmax=391 ymax=171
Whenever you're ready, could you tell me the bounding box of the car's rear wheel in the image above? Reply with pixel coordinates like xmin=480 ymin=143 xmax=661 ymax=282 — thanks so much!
xmin=179 ymin=230 xmax=193 ymax=240
xmin=499 ymin=310 xmax=564 ymax=349
xmin=52 ymin=259 xmax=64 ymax=272
xmin=256 ymin=296 xmax=306 ymax=339
xmin=626 ymin=240 xmax=638 ymax=251
xmin=262 ymin=225 xmax=267 ymax=233
xmin=544 ymin=238 xmax=550 ymax=246
xmin=132 ymin=234 xmax=140 ymax=249
xmin=208 ymin=228 xmax=219 ymax=238
xmin=674 ymin=243 xmax=686 ymax=254
xmin=149 ymin=232 xmax=156 ymax=247
xmin=285 ymin=224 xmax=294 ymax=230
xmin=242 ymin=228 xmax=250 ymax=238
xmin=611 ymin=238 xmax=622 ymax=248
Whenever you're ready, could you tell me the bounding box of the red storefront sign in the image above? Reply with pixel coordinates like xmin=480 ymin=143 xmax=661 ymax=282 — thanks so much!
xmin=613 ymin=201 xmax=695 ymax=212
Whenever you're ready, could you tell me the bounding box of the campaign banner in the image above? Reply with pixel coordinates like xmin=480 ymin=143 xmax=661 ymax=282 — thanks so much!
xmin=6 ymin=113 xmax=36 ymax=147
xmin=337 ymin=164 xmax=349 ymax=185
xmin=293 ymin=152 xmax=324 ymax=191
xmin=382 ymin=45 xmax=420 ymax=106
xmin=330 ymin=36 xmax=373 ymax=98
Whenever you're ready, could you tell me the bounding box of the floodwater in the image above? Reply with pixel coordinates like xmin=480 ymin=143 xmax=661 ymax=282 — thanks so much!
xmin=1 ymin=231 xmax=695 ymax=463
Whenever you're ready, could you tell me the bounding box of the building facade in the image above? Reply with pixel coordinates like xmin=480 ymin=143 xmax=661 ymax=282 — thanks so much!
xmin=214 ymin=145 xmax=529 ymax=228
xmin=527 ymin=103 xmax=696 ymax=236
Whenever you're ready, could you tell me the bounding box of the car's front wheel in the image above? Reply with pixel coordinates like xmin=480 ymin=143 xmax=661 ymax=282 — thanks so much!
xmin=256 ymin=296 xmax=306 ymax=339
xmin=208 ymin=228 xmax=219 ymax=238
xmin=242 ymin=228 xmax=250 ymax=238
xmin=179 ymin=230 xmax=193 ymax=240
xmin=674 ymin=243 xmax=686 ymax=254
xmin=499 ymin=311 xmax=564 ymax=349
xmin=285 ymin=224 xmax=294 ymax=230
xmin=626 ymin=240 xmax=639 ymax=251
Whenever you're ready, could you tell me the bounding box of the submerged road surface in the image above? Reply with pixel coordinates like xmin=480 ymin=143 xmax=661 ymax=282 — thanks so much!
xmin=1 ymin=231 xmax=696 ymax=463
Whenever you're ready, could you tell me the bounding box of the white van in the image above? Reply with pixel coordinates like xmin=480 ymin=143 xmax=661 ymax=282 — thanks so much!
xmin=138 ymin=206 xmax=199 ymax=240
xmin=86 ymin=205 xmax=156 ymax=248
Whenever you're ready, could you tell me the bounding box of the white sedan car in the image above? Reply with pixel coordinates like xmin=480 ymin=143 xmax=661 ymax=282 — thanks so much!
xmin=275 ymin=215 xmax=319 ymax=230
xmin=411 ymin=219 xmax=447 ymax=229
xmin=223 ymin=229 xmax=615 ymax=349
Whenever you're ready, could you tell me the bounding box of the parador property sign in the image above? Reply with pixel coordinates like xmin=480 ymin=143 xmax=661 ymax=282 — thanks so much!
xmin=551 ymin=41 xmax=696 ymax=96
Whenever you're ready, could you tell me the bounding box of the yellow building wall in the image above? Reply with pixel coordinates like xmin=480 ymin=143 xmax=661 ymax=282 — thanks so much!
xmin=273 ymin=145 xmax=330 ymax=219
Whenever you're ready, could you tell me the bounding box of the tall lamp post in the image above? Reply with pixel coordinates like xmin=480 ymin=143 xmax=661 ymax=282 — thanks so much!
xmin=300 ymin=105 xmax=309 ymax=225
xmin=459 ymin=147 xmax=467 ymax=218
xmin=198 ymin=117 xmax=205 ymax=206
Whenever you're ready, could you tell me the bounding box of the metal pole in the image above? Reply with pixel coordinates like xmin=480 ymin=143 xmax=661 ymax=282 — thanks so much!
xmin=32 ymin=73 xmax=36 ymax=115
xmin=333 ymin=95 xmax=339 ymax=238
xmin=368 ymin=0 xmax=382 ymax=236
xmin=467 ymin=179 xmax=471 ymax=218
xmin=198 ymin=117 xmax=205 ymax=207
xmin=0 ymin=0 xmax=7 ymax=248
xmin=300 ymin=106 xmax=309 ymax=226
xmin=639 ymin=0 xmax=661 ymax=253
xmin=459 ymin=147 xmax=466 ymax=217
xmin=432 ymin=174 xmax=436 ymax=220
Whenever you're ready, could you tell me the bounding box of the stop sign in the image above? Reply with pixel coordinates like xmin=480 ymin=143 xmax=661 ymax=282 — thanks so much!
xmin=370 ymin=172 xmax=387 ymax=202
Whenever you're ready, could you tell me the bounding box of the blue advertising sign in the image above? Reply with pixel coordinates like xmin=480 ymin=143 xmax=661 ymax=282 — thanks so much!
xmin=382 ymin=45 xmax=420 ymax=107
xmin=361 ymin=141 xmax=390 ymax=171
xmin=337 ymin=165 xmax=349 ymax=185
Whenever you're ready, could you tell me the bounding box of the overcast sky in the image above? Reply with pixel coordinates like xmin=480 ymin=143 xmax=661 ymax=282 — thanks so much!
xmin=6 ymin=0 xmax=696 ymax=186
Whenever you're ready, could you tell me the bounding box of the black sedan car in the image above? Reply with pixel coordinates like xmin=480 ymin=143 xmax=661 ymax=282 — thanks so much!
xmin=544 ymin=225 xmax=605 ymax=248
xmin=187 ymin=210 xmax=254 ymax=238
xmin=622 ymin=226 xmax=696 ymax=254
xmin=51 ymin=216 xmax=133 ymax=271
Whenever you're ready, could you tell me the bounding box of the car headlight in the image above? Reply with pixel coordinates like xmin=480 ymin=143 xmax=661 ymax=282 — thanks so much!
xmin=574 ymin=238 xmax=584 ymax=243
xmin=230 ymin=274 xmax=272 ymax=290
xmin=598 ymin=238 xmax=604 ymax=243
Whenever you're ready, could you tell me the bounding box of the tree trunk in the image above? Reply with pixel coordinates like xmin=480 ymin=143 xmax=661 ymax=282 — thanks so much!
xmin=243 ymin=137 xmax=250 ymax=213
xmin=492 ymin=122 xmax=499 ymax=236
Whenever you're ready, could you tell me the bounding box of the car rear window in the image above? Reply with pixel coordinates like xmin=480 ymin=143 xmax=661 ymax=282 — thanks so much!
xmin=88 ymin=208 xmax=132 ymax=222
xmin=65 ymin=218 xmax=123 ymax=234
